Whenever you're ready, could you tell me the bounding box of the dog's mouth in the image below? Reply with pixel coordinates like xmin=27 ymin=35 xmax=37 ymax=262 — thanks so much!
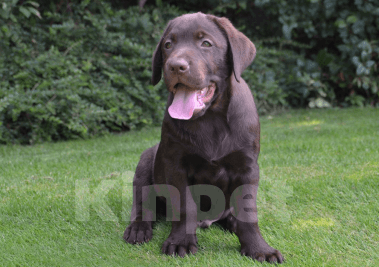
xmin=168 ymin=82 xmax=216 ymax=120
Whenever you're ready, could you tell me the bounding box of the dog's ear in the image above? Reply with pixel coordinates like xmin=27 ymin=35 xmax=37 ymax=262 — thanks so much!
xmin=209 ymin=16 xmax=256 ymax=83
xmin=151 ymin=39 xmax=163 ymax=86
xmin=151 ymin=21 xmax=173 ymax=86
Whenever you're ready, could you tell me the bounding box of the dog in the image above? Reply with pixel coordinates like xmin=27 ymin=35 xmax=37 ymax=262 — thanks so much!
xmin=123 ymin=12 xmax=284 ymax=264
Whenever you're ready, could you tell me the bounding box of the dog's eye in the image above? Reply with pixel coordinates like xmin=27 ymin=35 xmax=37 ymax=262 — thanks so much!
xmin=201 ymin=41 xmax=212 ymax=47
xmin=164 ymin=42 xmax=172 ymax=49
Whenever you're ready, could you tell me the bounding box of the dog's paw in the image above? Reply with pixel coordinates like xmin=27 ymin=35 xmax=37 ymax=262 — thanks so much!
xmin=241 ymin=245 xmax=284 ymax=264
xmin=123 ymin=221 xmax=152 ymax=244
xmin=162 ymin=234 xmax=198 ymax=257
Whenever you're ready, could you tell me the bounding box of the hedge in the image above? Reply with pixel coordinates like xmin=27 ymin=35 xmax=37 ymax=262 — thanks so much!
xmin=1 ymin=0 xmax=378 ymax=144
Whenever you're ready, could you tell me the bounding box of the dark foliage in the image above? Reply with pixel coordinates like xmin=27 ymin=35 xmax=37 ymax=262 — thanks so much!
xmin=0 ymin=1 xmax=182 ymax=144
xmin=1 ymin=0 xmax=378 ymax=144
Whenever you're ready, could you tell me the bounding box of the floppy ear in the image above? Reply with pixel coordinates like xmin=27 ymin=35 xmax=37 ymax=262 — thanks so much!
xmin=209 ymin=16 xmax=256 ymax=83
xmin=151 ymin=39 xmax=164 ymax=86
xmin=151 ymin=21 xmax=173 ymax=86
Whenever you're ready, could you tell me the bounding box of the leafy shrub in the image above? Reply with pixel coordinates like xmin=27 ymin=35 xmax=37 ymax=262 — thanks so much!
xmin=171 ymin=0 xmax=379 ymax=108
xmin=1 ymin=0 xmax=378 ymax=144
xmin=243 ymin=40 xmax=332 ymax=114
xmin=270 ymin=0 xmax=379 ymax=107
xmin=0 ymin=1 xmax=182 ymax=144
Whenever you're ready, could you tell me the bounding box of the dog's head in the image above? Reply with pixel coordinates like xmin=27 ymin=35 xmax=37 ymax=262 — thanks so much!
xmin=152 ymin=12 xmax=256 ymax=120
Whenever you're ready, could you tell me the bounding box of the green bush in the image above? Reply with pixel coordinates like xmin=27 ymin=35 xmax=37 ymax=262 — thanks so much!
xmin=0 ymin=1 xmax=183 ymax=144
xmin=171 ymin=0 xmax=379 ymax=109
xmin=271 ymin=0 xmax=379 ymax=107
xmin=243 ymin=40 xmax=333 ymax=114
xmin=1 ymin=0 xmax=378 ymax=144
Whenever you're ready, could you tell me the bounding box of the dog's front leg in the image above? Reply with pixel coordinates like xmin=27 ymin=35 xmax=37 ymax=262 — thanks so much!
xmin=161 ymin=185 xmax=198 ymax=257
xmin=123 ymin=146 xmax=157 ymax=244
xmin=155 ymin=145 xmax=198 ymax=257
xmin=229 ymin=161 xmax=284 ymax=264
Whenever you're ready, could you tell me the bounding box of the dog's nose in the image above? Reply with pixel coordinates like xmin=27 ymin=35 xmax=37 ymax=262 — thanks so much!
xmin=169 ymin=58 xmax=189 ymax=74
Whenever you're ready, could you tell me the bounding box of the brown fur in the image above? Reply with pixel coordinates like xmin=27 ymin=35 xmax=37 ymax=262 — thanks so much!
xmin=124 ymin=12 xmax=284 ymax=264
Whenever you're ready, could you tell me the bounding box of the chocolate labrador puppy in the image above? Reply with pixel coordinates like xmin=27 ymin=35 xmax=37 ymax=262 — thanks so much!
xmin=123 ymin=12 xmax=284 ymax=264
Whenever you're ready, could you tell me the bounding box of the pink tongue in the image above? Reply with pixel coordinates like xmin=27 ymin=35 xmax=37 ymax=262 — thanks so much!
xmin=168 ymin=85 xmax=197 ymax=120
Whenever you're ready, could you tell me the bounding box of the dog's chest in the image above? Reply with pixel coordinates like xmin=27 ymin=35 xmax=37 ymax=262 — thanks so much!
xmin=187 ymin=147 xmax=252 ymax=193
xmin=186 ymin=154 xmax=229 ymax=189
xmin=184 ymin=119 xmax=234 ymax=161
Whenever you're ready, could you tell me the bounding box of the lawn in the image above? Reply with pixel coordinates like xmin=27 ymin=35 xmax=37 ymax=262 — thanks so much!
xmin=0 ymin=108 xmax=378 ymax=266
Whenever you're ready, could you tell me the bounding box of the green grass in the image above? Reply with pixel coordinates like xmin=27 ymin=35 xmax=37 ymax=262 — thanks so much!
xmin=1 ymin=108 xmax=378 ymax=266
